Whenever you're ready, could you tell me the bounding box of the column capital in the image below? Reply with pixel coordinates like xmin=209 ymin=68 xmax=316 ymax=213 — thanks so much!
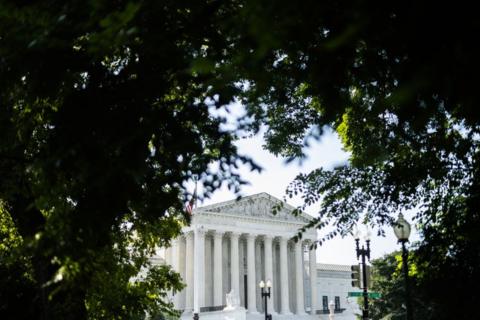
xmin=307 ymin=240 xmax=318 ymax=251
xmin=229 ymin=231 xmax=241 ymax=239
xmin=185 ymin=230 xmax=194 ymax=239
xmin=212 ymin=229 xmax=224 ymax=238
xmin=246 ymin=233 xmax=258 ymax=241
xmin=194 ymin=226 xmax=206 ymax=235
xmin=279 ymin=235 xmax=291 ymax=244
xmin=261 ymin=234 xmax=274 ymax=241
xmin=295 ymin=239 xmax=304 ymax=249
xmin=213 ymin=232 xmax=224 ymax=243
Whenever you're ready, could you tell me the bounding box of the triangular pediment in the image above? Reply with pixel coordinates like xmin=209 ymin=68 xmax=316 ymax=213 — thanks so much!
xmin=197 ymin=193 xmax=312 ymax=223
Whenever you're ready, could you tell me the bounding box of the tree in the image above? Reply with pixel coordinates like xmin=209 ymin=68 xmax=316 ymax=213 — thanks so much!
xmin=212 ymin=1 xmax=480 ymax=319
xmin=368 ymin=250 xmax=434 ymax=320
xmin=2 ymin=1 xmax=480 ymax=319
xmin=0 ymin=1 xmax=256 ymax=319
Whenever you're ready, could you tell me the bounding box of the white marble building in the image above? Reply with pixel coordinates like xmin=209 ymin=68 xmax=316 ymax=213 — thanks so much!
xmin=162 ymin=193 xmax=358 ymax=320
xmin=316 ymin=264 xmax=361 ymax=319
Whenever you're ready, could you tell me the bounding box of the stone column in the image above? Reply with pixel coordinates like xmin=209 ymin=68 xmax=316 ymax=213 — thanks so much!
xmin=247 ymin=233 xmax=258 ymax=313
xmin=279 ymin=237 xmax=292 ymax=315
xmin=230 ymin=232 xmax=240 ymax=297
xmin=193 ymin=227 xmax=205 ymax=315
xmin=171 ymin=239 xmax=180 ymax=308
xmin=170 ymin=241 xmax=178 ymax=271
xmin=264 ymin=235 xmax=275 ymax=313
xmin=295 ymin=241 xmax=306 ymax=314
xmin=165 ymin=247 xmax=172 ymax=266
xmin=309 ymin=242 xmax=318 ymax=315
xmin=165 ymin=246 xmax=173 ymax=303
xmin=213 ymin=230 xmax=224 ymax=307
xmin=178 ymin=236 xmax=186 ymax=309
xmin=185 ymin=231 xmax=194 ymax=312
xmin=255 ymin=239 xmax=263 ymax=312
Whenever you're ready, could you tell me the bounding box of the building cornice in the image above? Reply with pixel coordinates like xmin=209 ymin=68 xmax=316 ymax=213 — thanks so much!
xmin=195 ymin=209 xmax=310 ymax=227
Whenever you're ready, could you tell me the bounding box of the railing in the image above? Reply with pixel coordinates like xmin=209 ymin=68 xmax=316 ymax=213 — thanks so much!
xmin=317 ymin=308 xmax=346 ymax=314
xmin=200 ymin=305 xmax=226 ymax=312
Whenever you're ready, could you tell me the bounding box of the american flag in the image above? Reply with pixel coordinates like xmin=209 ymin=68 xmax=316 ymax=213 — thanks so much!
xmin=186 ymin=199 xmax=194 ymax=215
xmin=185 ymin=183 xmax=197 ymax=215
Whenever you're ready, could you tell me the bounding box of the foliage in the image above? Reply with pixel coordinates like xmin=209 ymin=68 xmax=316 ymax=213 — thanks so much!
xmin=1 ymin=1 xmax=480 ymax=319
xmin=367 ymin=250 xmax=433 ymax=320
xmin=217 ymin=1 xmax=479 ymax=318
xmin=0 ymin=201 xmax=38 ymax=318
xmin=0 ymin=1 xmax=256 ymax=319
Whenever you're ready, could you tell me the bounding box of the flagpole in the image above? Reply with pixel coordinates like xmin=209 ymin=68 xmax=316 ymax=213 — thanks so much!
xmin=193 ymin=177 xmax=198 ymax=210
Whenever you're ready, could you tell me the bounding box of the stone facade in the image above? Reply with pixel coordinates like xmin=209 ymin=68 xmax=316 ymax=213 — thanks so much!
xmin=315 ymin=264 xmax=361 ymax=320
xmin=159 ymin=193 xmax=358 ymax=320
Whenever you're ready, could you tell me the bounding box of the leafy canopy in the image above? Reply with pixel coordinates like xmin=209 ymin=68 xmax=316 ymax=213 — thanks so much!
xmin=0 ymin=0 xmax=256 ymax=318
xmin=1 ymin=1 xmax=480 ymax=319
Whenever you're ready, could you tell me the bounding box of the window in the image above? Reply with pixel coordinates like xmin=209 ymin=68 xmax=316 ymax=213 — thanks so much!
xmin=335 ymin=296 xmax=341 ymax=311
xmin=322 ymin=296 xmax=328 ymax=311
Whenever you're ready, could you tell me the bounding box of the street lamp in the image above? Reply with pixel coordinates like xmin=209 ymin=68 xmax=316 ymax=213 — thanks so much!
xmin=394 ymin=213 xmax=413 ymax=320
xmin=259 ymin=279 xmax=272 ymax=320
xmin=354 ymin=227 xmax=371 ymax=320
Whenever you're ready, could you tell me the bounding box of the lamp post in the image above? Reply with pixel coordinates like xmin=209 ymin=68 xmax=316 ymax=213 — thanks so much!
xmin=354 ymin=228 xmax=371 ymax=320
xmin=259 ymin=280 xmax=272 ymax=320
xmin=393 ymin=213 xmax=413 ymax=320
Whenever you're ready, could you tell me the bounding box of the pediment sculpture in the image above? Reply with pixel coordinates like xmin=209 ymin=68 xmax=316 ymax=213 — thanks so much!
xmin=203 ymin=193 xmax=311 ymax=223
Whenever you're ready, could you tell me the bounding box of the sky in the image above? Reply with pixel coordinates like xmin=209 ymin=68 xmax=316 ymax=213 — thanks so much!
xmin=197 ymin=109 xmax=420 ymax=265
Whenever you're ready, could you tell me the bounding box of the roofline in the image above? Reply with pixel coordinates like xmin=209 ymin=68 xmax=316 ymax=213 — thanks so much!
xmin=196 ymin=192 xmax=314 ymax=222
xmin=317 ymin=263 xmax=352 ymax=272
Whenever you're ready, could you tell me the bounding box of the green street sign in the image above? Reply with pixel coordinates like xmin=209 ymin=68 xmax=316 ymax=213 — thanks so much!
xmin=348 ymin=292 xmax=382 ymax=299
xmin=348 ymin=292 xmax=362 ymax=297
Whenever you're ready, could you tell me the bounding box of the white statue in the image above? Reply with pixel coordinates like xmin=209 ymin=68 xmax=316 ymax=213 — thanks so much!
xmin=328 ymin=300 xmax=335 ymax=320
xmin=224 ymin=290 xmax=240 ymax=310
